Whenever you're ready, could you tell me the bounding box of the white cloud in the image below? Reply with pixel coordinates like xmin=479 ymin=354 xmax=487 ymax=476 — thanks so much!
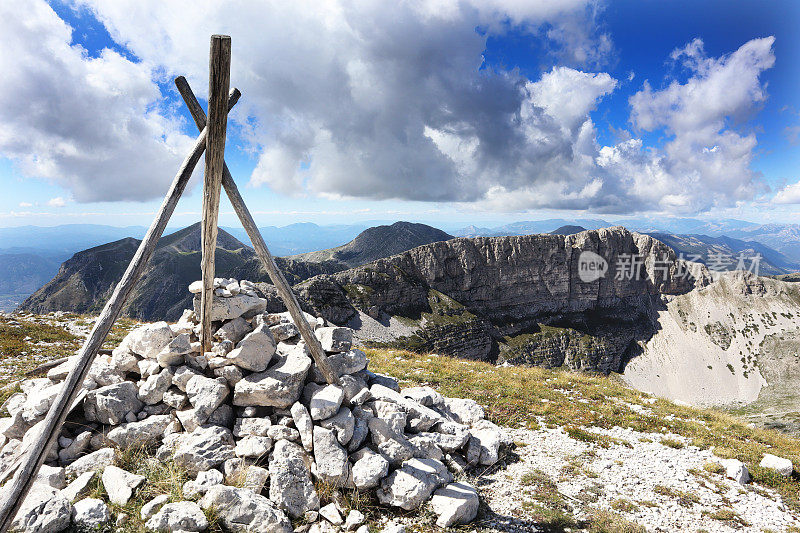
xmin=47 ymin=196 xmax=67 ymax=207
xmin=18 ymin=202 xmax=33 ymax=207
xmin=774 ymin=181 xmax=800 ymax=204
xmin=75 ymin=0 xmax=615 ymax=207
xmin=0 ymin=1 xmax=194 ymax=202
xmin=0 ymin=3 xmax=776 ymax=215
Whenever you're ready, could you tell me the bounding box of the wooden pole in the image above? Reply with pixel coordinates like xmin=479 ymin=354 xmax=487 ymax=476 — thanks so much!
xmin=0 ymin=89 xmax=241 ymax=533
xmin=175 ymin=76 xmax=340 ymax=385
xmin=200 ymin=35 xmax=232 ymax=354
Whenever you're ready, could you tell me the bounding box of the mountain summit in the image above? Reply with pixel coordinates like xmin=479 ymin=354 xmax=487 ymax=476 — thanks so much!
xmin=291 ymin=221 xmax=453 ymax=268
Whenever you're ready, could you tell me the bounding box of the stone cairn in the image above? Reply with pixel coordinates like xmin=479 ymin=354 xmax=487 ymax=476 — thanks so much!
xmin=1 ymin=279 xmax=507 ymax=532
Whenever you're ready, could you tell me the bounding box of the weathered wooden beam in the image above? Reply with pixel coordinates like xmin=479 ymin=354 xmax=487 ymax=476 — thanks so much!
xmin=175 ymin=76 xmax=340 ymax=385
xmin=200 ymin=35 xmax=232 ymax=354
xmin=0 ymin=88 xmax=242 ymax=533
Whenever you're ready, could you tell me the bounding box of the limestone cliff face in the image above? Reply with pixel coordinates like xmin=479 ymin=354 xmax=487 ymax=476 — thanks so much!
xmin=296 ymin=227 xmax=710 ymax=368
xmin=299 ymin=227 xmax=705 ymax=329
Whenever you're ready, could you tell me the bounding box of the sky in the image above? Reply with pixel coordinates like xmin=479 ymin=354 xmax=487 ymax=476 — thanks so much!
xmin=0 ymin=0 xmax=798 ymax=229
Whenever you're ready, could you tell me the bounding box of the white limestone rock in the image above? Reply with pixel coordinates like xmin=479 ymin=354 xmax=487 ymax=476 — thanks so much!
xmin=760 ymin=453 xmax=794 ymax=477
xmin=313 ymin=426 xmax=351 ymax=487
xmin=106 ymin=414 xmax=173 ymax=449
xmin=376 ymin=458 xmax=452 ymax=511
xmin=350 ymin=448 xmax=389 ymax=490
xmin=11 ymin=483 xmax=72 ymax=533
xmin=315 ymin=327 xmax=353 ymax=352
xmin=182 ymin=468 xmax=225 ymax=499
xmin=173 ymin=425 xmax=236 ymax=475
xmin=84 ymin=381 xmax=143 ymax=425
xmin=430 ymin=482 xmax=479 ymax=528
xmin=126 ymin=321 xmax=175 ymax=358
xmin=72 ymin=498 xmax=111 ymax=529
xmin=233 ymin=346 xmax=312 ymax=408
xmin=305 ymin=383 xmax=345 ymax=421
xmin=146 ymin=501 xmax=209 ymax=532
xmin=199 ymin=485 xmax=293 ymax=533
xmin=320 ymin=407 xmax=355 ymax=446
xmin=269 ymin=439 xmax=319 ymax=518
xmin=224 ymin=322 xmax=276 ymax=372
xmin=140 ymin=494 xmax=170 ymax=521
xmin=65 ymin=447 xmax=116 ymax=477
xmin=102 ymin=465 xmax=145 ymax=506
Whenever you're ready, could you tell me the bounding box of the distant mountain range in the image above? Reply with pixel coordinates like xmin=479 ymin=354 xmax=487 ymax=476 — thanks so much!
xmin=7 ymin=217 xmax=800 ymax=315
xmin=18 ymin=221 xmax=452 ymax=321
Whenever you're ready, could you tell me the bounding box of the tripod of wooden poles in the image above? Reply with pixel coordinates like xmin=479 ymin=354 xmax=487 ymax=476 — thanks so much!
xmin=0 ymin=35 xmax=339 ymax=531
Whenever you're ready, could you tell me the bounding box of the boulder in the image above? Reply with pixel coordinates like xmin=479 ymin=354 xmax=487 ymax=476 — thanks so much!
xmin=138 ymin=367 xmax=175 ymax=405
xmin=233 ymin=417 xmax=272 ymax=438
xmin=126 ymin=321 xmax=175 ymax=358
xmin=760 ymin=454 xmax=794 ymax=477
xmin=372 ymin=400 xmax=406 ymax=434
xmin=102 ymin=465 xmax=145 ymax=506
xmin=172 ymin=366 xmax=203 ymax=392
xmin=368 ymin=418 xmax=414 ymax=466
xmin=84 ymin=381 xmax=143 ymax=425
xmin=311 ymin=349 xmax=367 ymax=382
xmin=62 ymin=471 xmax=95 ymax=502
xmin=193 ymin=293 xmax=266 ymax=321
xmin=270 ymin=322 xmax=299 ymax=342
xmin=719 ymin=458 xmax=750 ymax=484
xmin=106 ymin=414 xmax=173 ymax=449
xmin=319 ymin=503 xmax=343 ymax=526
xmin=140 ymin=494 xmax=170 ymax=521
xmin=216 ymin=317 xmax=253 ymax=344
xmin=439 ymin=398 xmax=485 ymax=426
xmin=269 ymin=439 xmax=320 ymax=518
xmin=350 ymin=448 xmax=389 ymax=490
xmin=402 ymin=386 xmax=444 ymax=407
xmin=11 ymin=483 xmax=72 ymax=533
xmin=235 ymin=435 xmax=273 ymax=459
xmin=370 ymin=385 xmax=441 ymax=431
xmin=305 ymin=384 xmax=344 ymax=421
xmin=36 ymin=464 xmax=65 ymax=489
xmin=233 ymin=347 xmax=311 ymax=408
xmin=376 ymin=458 xmax=452 ymax=511
xmin=315 ymin=327 xmax=353 ymax=352
xmin=146 ymin=501 xmax=209 ymax=532
xmin=183 ymin=468 xmax=225 ymax=499
xmin=185 ymin=375 xmax=229 ymax=422
xmin=156 ymin=333 xmax=194 ymax=367
xmin=465 ymin=420 xmax=502 ymax=466
xmin=430 ymin=482 xmax=479 ymax=527
xmin=173 ymin=425 xmax=236 ymax=475
xmin=242 ymin=465 xmax=270 ymax=493
xmin=319 ymin=407 xmax=355 ymax=446
xmin=345 ymin=509 xmax=366 ymax=531
xmin=72 ymin=498 xmax=111 ymax=529
xmin=65 ymin=447 xmax=116 ymax=477
xmin=313 ymin=426 xmax=351 ymax=487
xmin=291 ymin=402 xmax=314 ymax=452
xmin=199 ymin=485 xmax=292 ymax=533
xmin=225 ymin=323 xmax=277 ymax=372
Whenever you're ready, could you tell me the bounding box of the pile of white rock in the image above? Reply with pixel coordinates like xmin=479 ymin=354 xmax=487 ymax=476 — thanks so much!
xmin=0 ymin=278 xmax=507 ymax=532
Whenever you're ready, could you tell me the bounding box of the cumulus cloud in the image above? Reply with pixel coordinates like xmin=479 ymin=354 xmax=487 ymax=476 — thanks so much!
xmin=774 ymin=181 xmax=800 ymax=204
xmin=1 ymin=2 xmax=776 ymax=214
xmin=0 ymin=1 xmax=193 ymax=202
xmin=76 ymin=0 xmax=615 ymax=206
xmin=47 ymin=196 xmax=67 ymax=207
xmin=620 ymin=36 xmax=775 ymax=212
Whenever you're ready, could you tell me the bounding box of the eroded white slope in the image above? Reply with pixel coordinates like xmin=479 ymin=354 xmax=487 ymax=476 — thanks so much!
xmin=624 ymin=272 xmax=800 ymax=407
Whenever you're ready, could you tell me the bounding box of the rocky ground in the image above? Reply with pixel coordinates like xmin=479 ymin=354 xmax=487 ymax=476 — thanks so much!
xmin=0 ymin=284 xmax=799 ymax=532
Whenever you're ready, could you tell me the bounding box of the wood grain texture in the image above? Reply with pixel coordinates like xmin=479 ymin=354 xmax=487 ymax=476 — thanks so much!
xmin=0 ymin=88 xmax=241 ymax=533
xmin=175 ymin=77 xmax=340 ymax=385
xmin=200 ymin=35 xmax=232 ymax=353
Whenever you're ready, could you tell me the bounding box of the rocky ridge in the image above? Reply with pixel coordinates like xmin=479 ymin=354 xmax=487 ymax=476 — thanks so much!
xmin=1 ymin=278 xmax=508 ymax=532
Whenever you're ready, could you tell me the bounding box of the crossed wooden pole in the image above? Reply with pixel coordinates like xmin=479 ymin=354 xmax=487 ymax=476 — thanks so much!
xmin=0 ymin=35 xmax=338 ymax=531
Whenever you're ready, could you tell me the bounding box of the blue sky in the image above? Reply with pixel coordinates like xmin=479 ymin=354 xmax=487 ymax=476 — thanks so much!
xmin=1 ymin=0 xmax=798 ymax=229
